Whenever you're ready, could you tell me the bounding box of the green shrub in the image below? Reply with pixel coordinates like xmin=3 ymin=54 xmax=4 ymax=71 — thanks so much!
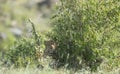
xmin=50 ymin=0 xmax=120 ymax=71
xmin=6 ymin=20 xmax=45 ymax=68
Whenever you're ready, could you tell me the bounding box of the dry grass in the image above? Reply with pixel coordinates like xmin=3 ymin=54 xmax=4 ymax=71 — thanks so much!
xmin=0 ymin=67 xmax=120 ymax=74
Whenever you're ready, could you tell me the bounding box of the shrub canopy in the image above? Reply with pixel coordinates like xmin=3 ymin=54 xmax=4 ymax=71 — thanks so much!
xmin=50 ymin=0 xmax=120 ymax=70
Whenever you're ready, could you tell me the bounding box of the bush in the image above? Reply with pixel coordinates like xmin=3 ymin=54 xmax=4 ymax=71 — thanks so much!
xmin=50 ymin=0 xmax=120 ymax=71
xmin=5 ymin=20 xmax=45 ymax=68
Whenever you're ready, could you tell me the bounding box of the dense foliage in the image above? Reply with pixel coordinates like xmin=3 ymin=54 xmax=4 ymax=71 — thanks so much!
xmin=50 ymin=0 xmax=120 ymax=71
xmin=5 ymin=20 xmax=45 ymax=67
xmin=1 ymin=0 xmax=120 ymax=73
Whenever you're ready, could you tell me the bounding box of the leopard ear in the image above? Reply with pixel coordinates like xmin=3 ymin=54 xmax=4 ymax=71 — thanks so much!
xmin=51 ymin=44 xmax=56 ymax=50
